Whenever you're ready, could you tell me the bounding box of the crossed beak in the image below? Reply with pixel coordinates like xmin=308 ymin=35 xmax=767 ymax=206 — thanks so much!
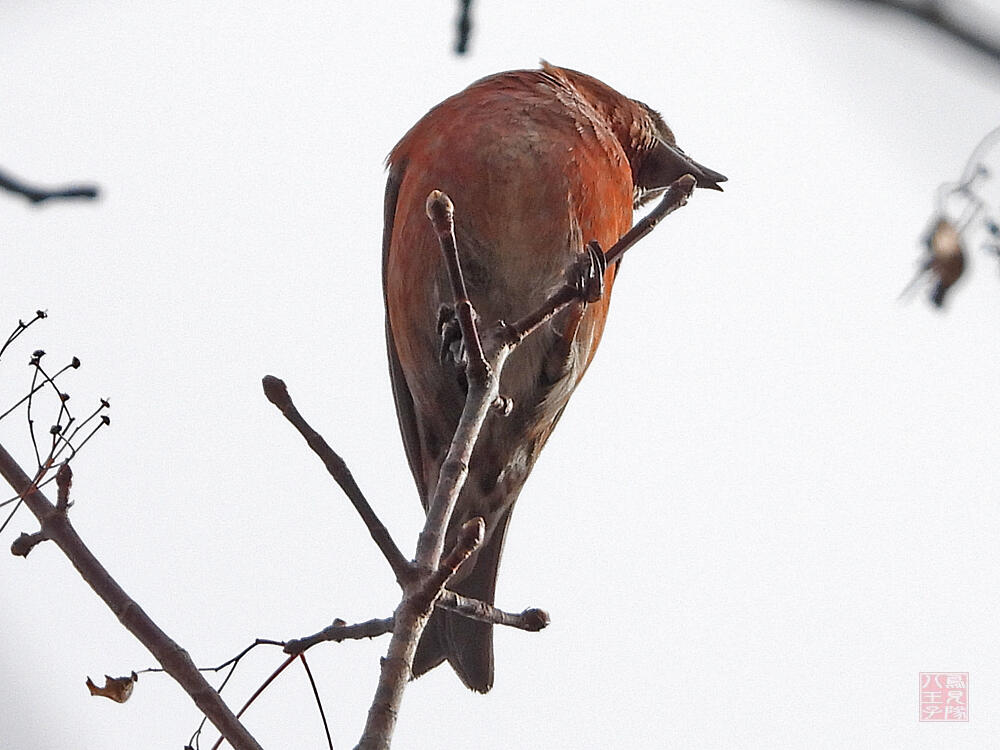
xmin=661 ymin=139 xmax=727 ymax=191
xmin=639 ymin=137 xmax=727 ymax=193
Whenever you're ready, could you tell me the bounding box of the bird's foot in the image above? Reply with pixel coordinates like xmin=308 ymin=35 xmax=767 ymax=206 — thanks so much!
xmin=437 ymin=304 xmax=463 ymax=366
xmin=437 ymin=304 xmax=480 ymax=392
xmin=568 ymin=240 xmax=607 ymax=304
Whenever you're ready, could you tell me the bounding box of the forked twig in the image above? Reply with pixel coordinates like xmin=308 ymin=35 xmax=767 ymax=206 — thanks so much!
xmin=355 ymin=175 xmax=698 ymax=749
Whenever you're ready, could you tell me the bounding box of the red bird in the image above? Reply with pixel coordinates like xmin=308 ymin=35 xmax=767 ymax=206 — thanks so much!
xmin=383 ymin=63 xmax=725 ymax=692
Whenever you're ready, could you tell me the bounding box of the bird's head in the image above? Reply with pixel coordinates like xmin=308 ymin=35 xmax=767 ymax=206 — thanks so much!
xmin=541 ymin=62 xmax=727 ymax=207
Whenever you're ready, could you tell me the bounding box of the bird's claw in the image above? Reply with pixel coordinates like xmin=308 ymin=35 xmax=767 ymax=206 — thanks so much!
xmin=437 ymin=304 xmax=481 ymax=395
xmin=492 ymin=395 xmax=513 ymax=415
xmin=569 ymin=240 xmax=607 ymax=304
xmin=437 ymin=305 xmax=464 ymax=367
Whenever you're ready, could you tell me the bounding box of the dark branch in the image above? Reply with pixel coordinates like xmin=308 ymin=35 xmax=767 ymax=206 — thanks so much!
xmin=298 ymin=653 xmax=334 ymax=750
xmin=209 ymin=655 xmax=297 ymax=750
xmin=846 ymin=0 xmax=1000 ymax=64
xmin=55 ymin=462 xmax=72 ymax=511
xmin=10 ymin=529 xmax=46 ymax=557
xmin=0 ymin=310 xmax=47 ymax=362
xmin=455 ymin=0 xmax=473 ymax=54
xmin=0 ymin=168 xmax=99 ymax=204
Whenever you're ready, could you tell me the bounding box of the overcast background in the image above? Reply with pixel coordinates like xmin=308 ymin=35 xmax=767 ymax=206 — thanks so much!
xmin=3 ymin=1 xmax=1000 ymax=748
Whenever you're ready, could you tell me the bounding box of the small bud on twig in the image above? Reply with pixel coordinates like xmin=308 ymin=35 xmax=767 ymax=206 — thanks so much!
xmin=425 ymin=190 xmax=455 ymax=234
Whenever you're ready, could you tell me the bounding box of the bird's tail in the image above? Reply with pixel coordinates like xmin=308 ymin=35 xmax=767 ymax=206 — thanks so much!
xmin=412 ymin=512 xmax=509 ymax=693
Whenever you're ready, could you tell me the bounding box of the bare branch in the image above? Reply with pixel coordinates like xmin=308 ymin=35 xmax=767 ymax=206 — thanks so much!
xmin=55 ymin=462 xmax=72 ymax=511
xmin=437 ymin=590 xmax=550 ymax=631
xmin=282 ymin=590 xmax=546 ymax=657
xmin=0 ymin=359 xmax=80 ymax=424
xmin=299 ymin=653 xmax=335 ymax=750
xmin=426 ymin=190 xmax=490 ymax=386
xmin=501 ymin=284 xmax=582 ymax=346
xmin=438 ymin=516 xmax=484 ymax=575
xmin=604 ymin=173 xmax=697 ymax=265
xmin=455 ymin=0 xmax=474 ymax=54
xmin=285 ymin=616 xmax=396 ymax=654
xmin=0 ymin=310 xmax=47 ymax=361
xmin=500 ymin=175 xmax=696 ymax=347
xmin=845 ymin=0 xmax=1000 ymax=64
xmin=263 ymin=374 xmax=412 ymax=584
xmin=0 ymin=444 xmax=263 ymax=750
xmin=0 ymin=168 xmax=99 ymax=204
xmin=10 ymin=529 xmax=46 ymax=557
xmin=152 ymin=639 xmax=285 ymax=750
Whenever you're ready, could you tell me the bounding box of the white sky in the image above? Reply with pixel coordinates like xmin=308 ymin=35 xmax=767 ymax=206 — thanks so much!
xmin=3 ymin=1 xmax=1000 ymax=748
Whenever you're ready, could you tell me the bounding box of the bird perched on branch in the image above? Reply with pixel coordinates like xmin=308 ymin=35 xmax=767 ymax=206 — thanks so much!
xmin=382 ymin=62 xmax=725 ymax=692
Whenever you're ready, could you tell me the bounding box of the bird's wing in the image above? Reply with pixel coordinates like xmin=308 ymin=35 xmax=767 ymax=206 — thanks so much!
xmin=382 ymin=161 xmax=429 ymax=506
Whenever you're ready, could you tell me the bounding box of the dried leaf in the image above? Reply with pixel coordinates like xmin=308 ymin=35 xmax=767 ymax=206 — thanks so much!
xmin=928 ymin=219 xmax=966 ymax=307
xmin=85 ymin=672 xmax=137 ymax=703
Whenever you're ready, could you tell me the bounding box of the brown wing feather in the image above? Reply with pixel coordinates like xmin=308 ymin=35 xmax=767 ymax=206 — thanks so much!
xmin=382 ymin=161 xmax=429 ymax=507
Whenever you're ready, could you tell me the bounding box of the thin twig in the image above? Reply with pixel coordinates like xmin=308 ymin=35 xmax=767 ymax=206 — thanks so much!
xmin=282 ymin=592 xmax=545 ymax=655
xmin=455 ymin=0 xmax=473 ymax=54
xmin=425 ymin=191 xmax=490 ymax=386
xmin=501 ymin=175 xmax=695 ymax=346
xmin=437 ymin=590 xmax=550 ymax=631
xmin=209 ymin=654 xmax=297 ymax=750
xmin=0 ymin=168 xmax=99 ymax=204
xmin=174 ymin=640 xmax=285 ymax=750
xmin=0 ymin=311 xmax=47 ymax=361
xmin=285 ymin=616 xmax=396 ymax=654
xmin=604 ymin=173 xmax=696 ymax=266
xmin=0 ymin=360 xmax=79 ymax=423
xmin=299 ymin=653 xmax=335 ymax=750
xmin=502 ymin=284 xmax=581 ymax=345
xmin=27 ymin=362 xmax=42 ymax=468
xmin=262 ymin=375 xmax=412 ymax=584
xmin=141 ymin=639 xmax=286 ymax=678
